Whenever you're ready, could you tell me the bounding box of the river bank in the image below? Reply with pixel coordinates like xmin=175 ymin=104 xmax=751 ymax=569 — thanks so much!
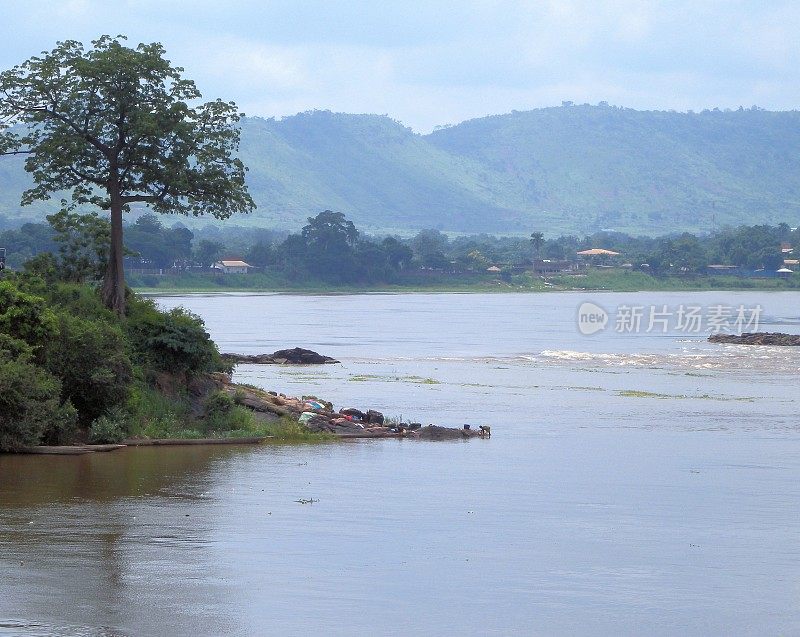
xmin=131 ymin=270 xmax=800 ymax=295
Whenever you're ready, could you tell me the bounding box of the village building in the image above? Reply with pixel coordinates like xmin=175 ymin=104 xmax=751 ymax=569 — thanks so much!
xmin=576 ymin=248 xmax=621 ymax=257
xmin=212 ymin=259 xmax=253 ymax=274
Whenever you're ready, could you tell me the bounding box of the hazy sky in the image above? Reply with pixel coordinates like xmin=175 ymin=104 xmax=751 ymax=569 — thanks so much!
xmin=1 ymin=0 xmax=798 ymax=131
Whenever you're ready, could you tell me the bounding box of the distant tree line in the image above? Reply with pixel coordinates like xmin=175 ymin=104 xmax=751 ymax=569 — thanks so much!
xmin=0 ymin=211 xmax=797 ymax=285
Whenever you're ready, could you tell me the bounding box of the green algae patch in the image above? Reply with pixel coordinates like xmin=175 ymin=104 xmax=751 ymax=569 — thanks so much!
xmin=617 ymin=390 xmax=755 ymax=402
xmin=349 ymin=374 xmax=441 ymax=385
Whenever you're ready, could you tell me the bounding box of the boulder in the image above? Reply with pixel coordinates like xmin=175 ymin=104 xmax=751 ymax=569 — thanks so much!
xmin=221 ymin=348 xmax=340 ymax=365
xmin=709 ymin=332 xmax=800 ymax=346
xmin=417 ymin=425 xmax=481 ymax=440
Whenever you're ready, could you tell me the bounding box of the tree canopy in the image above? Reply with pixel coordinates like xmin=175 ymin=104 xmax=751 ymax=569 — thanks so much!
xmin=0 ymin=36 xmax=254 ymax=312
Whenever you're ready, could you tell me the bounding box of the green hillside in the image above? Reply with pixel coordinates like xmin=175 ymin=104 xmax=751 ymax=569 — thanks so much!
xmin=427 ymin=104 xmax=800 ymax=233
xmin=2 ymin=105 xmax=800 ymax=234
xmin=238 ymin=112 xmax=524 ymax=233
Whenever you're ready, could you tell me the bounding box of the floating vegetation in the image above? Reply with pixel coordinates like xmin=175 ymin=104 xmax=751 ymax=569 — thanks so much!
xmin=295 ymin=498 xmax=318 ymax=504
xmin=405 ymin=376 xmax=441 ymax=385
xmin=618 ymin=390 xmax=676 ymax=399
xmin=617 ymin=390 xmax=755 ymax=402
xmin=348 ymin=374 xmax=441 ymax=385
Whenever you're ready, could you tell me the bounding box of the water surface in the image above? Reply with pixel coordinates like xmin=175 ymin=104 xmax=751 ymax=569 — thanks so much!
xmin=2 ymin=291 xmax=799 ymax=636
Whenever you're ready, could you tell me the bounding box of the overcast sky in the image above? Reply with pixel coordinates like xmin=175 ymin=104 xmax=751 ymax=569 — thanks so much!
xmin=1 ymin=0 xmax=798 ymax=132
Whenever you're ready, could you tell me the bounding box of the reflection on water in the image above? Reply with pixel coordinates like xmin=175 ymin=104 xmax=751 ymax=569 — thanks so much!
xmin=2 ymin=291 xmax=800 ymax=636
xmin=0 ymin=447 xmax=252 ymax=636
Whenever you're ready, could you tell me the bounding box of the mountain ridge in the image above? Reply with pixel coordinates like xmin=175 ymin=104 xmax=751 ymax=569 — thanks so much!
xmin=1 ymin=104 xmax=799 ymax=235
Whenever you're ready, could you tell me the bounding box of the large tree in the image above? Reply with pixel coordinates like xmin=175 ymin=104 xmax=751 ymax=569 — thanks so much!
xmin=0 ymin=36 xmax=254 ymax=313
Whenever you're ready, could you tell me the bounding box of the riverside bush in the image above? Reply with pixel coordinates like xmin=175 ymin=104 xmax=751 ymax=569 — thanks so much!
xmin=44 ymin=312 xmax=132 ymax=425
xmin=0 ymin=350 xmax=76 ymax=451
xmin=0 ymin=273 xmax=230 ymax=450
xmin=126 ymin=297 xmax=225 ymax=376
xmin=89 ymin=408 xmax=129 ymax=444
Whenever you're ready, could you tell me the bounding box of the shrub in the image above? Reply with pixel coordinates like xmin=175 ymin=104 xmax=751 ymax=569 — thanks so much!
xmin=89 ymin=408 xmax=129 ymax=444
xmin=41 ymin=283 xmax=116 ymax=323
xmin=0 ymin=280 xmax=59 ymax=354
xmin=264 ymin=417 xmax=334 ymax=442
xmin=126 ymin=297 xmax=224 ymax=376
xmin=125 ymin=384 xmax=191 ymax=438
xmin=0 ymin=352 xmax=75 ymax=451
xmin=202 ymin=391 xmax=255 ymax=433
xmin=44 ymin=312 xmax=132 ymax=425
xmin=204 ymin=390 xmax=234 ymax=417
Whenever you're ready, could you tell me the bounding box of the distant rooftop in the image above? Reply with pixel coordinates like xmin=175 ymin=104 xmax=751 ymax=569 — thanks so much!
xmin=577 ymin=248 xmax=620 ymax=256
xmin=215 ymin=260 xmax=251 ymax=267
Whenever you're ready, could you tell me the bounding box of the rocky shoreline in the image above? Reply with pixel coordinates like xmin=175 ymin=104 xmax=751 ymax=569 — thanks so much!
xmin=13 ymin=355 xmax=490 ymax=454
xmin=708 ymin=332 xmax=800 ymax=346
xmin=210 ymin=373 xmax=489 ymax=440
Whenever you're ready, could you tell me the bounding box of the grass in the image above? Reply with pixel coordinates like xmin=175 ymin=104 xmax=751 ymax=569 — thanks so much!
xmin=131 ymin=269 xmax=800 ymax=295
xmin=126 ymin=386 xmax=333 ymax=442
xmin=547 ymin=270 xmax=800 ymax=292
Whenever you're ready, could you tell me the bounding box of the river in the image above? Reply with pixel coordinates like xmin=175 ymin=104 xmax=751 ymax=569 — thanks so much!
xmin=2 ymin=291 xmax=799 ymax=636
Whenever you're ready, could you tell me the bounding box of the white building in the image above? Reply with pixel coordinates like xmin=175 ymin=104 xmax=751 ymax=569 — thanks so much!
xmin=212 ymin=259 xmax=253 ymax=274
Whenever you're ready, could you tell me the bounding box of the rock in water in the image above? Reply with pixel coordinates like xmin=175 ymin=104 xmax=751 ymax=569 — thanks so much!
xmin=221 ymin=348 xmax=340 ymax=365
xmin=417 ymin=425 xmax=482 ymax=440
xmin=709 ymin=332 xmax=800 ymax=346
xmin=272 ymin=348 xmax=340 ymax=364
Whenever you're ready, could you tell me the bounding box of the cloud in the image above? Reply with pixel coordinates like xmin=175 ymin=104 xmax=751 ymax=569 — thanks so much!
xmin=2 ymin=0 xmax=800 ymax=131
xmin=182 ymin=37 xmax=311 ymax=95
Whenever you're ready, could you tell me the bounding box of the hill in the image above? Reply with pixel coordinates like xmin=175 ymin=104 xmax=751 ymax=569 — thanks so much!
xmin=2 ymin=105 xmax=800 ymax=235
xmin=428 ymin=104 xmax=800 ymax=233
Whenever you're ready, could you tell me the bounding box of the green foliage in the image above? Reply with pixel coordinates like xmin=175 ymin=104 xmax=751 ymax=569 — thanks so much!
xmin=0 ymin=222 xmax=57 ymax=270
xmin=22 ymin=252 xmax=59 ymax=283
xmin=0 ymin=36 xmax=253 ymax=218
xmin=0 ymin=350 xmax=76 ymax=451
xmin=126 ymin=297 xmax=223 ymax=375
xmin=204 ymin=390 xmax=234 ymax=418
xmin=125 ymin=384 xmax=194 ymax=439
xmin=89 ymin=408 xmax=129 ymax=444
xmin=126 ymin=215 xmax=193 ymax=268
xmin=1 ymin=35 xmax=254 ymax=312
xmin=263 ymin=417 xmax=335 ymax=442
xmin=0 ymin=273 xmax=232 ymax=449
xmin=38 ymin=282 xmax=117 ymax=322
xmin=0 ymin=280 xmax=59 ymax=354
xmin=46 ymin=209 xmax=111 ymax=282
xmin=273 ymin=210 xmax=416 ymax=284
xmin=44 ymin=311 xmax=132 ymax=425
xmin=194 ymin=239 xmax=225 ymax=267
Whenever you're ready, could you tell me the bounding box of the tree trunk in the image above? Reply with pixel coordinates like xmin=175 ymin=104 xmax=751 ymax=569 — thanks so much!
xmin=101 ymin=197 xmax=126 ymax=315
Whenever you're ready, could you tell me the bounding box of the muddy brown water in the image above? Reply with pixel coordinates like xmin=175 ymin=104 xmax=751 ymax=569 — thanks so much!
xmin=2 ymin=291 xmax=800 ymax=636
